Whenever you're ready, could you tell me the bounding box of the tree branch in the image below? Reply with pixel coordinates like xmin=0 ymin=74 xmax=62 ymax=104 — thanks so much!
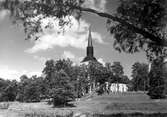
xmin=76 ymin=6 xmax=167 ymax=47
xmin=1 ymin=0 xmax=167 ymax=47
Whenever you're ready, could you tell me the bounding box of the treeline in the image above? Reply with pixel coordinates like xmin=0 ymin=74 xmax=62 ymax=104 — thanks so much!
xmin=0 ymin=59 xmax=130 ymax=106
xmin=0 ymin=58 xmax=165 ymax=106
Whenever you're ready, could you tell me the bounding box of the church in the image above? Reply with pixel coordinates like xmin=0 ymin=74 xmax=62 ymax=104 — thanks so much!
xmin=81 ymin=26 xmax=128 ymax=94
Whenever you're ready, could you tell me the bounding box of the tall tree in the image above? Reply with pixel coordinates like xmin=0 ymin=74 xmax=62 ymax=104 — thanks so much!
xmin=49 ymin=70 xmax=75 ymax=106
xmin=148 ymin=57 xmax=165 ymax=99
xmin=54 ymin=59 xmax=74 ymax=80
xmin=70 ymin=65 xmax=87 ymax=97
xmin=16 ymin=75 xmax=29 ymax=102
xmin=42 ymin=59 xmax=76 ymax=105
xmin=111 ymin=62 xmax=124 ymax=83
xmin=42 ymin=59 xmax=56 ymax=83
xmin=131 ymin=62 xmax=149 ymax=91
xmin=111 ymin=62 xmax=124 ymax=92
xmin=105 ymin=62 xmax=114 ymax=83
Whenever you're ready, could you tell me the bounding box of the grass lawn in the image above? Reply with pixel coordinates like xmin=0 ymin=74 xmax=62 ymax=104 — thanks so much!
xmin=72 ymin=92 xmax=167 ymax=114
xmin=0 ymin=92 xmax=167 ymax=117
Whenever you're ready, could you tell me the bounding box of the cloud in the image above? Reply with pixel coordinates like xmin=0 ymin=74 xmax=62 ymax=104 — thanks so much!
xmin=62 ymin=51 xmax=84 ymax=65
xmin=33 ymin=55 xmax=50 ymax=64
xmin=98 ymin=58 xmax=105 ymax=66
xmin=62 ymin=51 xmax=75 ymax=59
xmin=0 ymin=10 xmax=9 ymax=20
xmin=0 ymin=65 xmax=41 ymax=81
xmin=25 ymin=16 xmax=104 ymax=53
xmin=82 ymin=0 xmax=107 ymax=12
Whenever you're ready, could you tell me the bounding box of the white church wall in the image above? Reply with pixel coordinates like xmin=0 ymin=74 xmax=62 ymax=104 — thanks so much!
xmin=109 ymin=83 xmax=128 ymax=92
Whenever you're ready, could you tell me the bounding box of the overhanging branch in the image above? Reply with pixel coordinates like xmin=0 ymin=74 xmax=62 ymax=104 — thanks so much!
xmin=76 ymin=6 xmax=167 ymax=47
xmin=1 ymin=0 xmax=167 ymax=47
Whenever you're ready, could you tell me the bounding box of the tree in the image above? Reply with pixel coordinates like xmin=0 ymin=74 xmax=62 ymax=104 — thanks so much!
xmin=42 ymin=59 xmax=56 ymax=83
xmin=54 ymin=59 xmax=75 ymax=82
xmin=88 ymin=61 xmax=107 ymax=84
xmin=0 ymin=0 xmax=167 ymax=59
xmin=121 ymin=75 xmax=130 ymax=84
xmin=131 ymin=62 xmax=149 ymax=91
xmin=111 ymin=62 xmax=124 ymax=83
xmin=49 ymin=70 xmax=75 ymax=106
xmin=111 ymin=62 xmax=124 ymax=92
xmin=147 ymin=57 xmax=165 ymax=99
xmin=42 ymin=59 xmax=76 ymax=106
xmin=2 ymin=80 xmax=18 ymax=101
xmin=16 ymin=75 xmax=45 ymax=102
xmin=0 ymin=79 xmax=18 ymax=101
xmin=73 ymin=64 xmax=88 ymax=97
xmin=109 ymin=0 xmax=167 ymax=60
xmin=16 ymin=75 xmax=29 ymax=102
xmin=105 ymin=62 xmax=114 ymax=83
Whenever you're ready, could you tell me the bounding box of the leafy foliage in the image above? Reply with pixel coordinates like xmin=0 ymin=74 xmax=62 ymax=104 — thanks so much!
xmin=0 ymin=0 xmax=167 ymax=59
xmin=74 ymin=64 xmax=88 ymax=97
xmin=16 ymin=75 xmax=47 ymax=102
xmin=49 ymin=70 xmax=75 ymax=106
xmin=0 ymin=0 xmax=85 ymax=40
xmin=0 ymin=58 xmax=130 ymax=105
xmin=147 ymin=57 xmax=165 ymax=99
xmin=111 ymin=62 xmax=124 ymax=83
xmin=131 ymin=62 xmax=149 ymax=91
xmin=0 ymin=79 xmax=18 ymax=101
xmin=42 ymin=59 xmax=76 ymax=106
xmin=108 ymin=0 xmax=167 ymax=60
xmin=88 ymin=61 xmax=108 ymax=84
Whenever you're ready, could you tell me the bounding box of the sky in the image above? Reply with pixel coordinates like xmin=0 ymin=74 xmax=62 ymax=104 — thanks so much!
xmin=0 ymin=0 xmax=148 ymax=81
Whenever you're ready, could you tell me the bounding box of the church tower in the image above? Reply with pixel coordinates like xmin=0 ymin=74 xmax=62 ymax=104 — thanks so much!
xmin=82 ymin=26 xmax=97 ymax=62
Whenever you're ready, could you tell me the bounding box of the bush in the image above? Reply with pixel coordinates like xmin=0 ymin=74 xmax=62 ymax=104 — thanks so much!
xmin=50 ymin=88 xmax=75 ymax=107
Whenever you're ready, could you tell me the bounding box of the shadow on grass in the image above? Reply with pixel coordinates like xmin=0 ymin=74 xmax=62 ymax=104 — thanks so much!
xmin=53 ymin=103 xmax=76 ymax=108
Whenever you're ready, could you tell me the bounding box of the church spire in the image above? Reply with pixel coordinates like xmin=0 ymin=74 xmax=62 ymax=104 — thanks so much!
xmin=88 ymin=26 xmax=93 ymax=47
xmin=81 ymin=26 xmax=97 ymax=63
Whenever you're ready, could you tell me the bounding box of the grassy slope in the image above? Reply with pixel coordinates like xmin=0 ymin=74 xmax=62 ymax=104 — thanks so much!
xmin=0 ymin=92 xmax=167 ymax=117
xmin=72 ymin=92 xmax=167 ymax=114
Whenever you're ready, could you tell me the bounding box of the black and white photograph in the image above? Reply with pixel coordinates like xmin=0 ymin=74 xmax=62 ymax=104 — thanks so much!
xmin=0 ymin=0 xmax=167 ymax=116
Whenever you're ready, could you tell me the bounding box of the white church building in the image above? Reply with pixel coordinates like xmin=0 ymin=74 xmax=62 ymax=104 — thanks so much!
xmin=81 ymin=27 xmax=129 ymax=94
xmin=108 ymin=83 xmax=128 ymax=92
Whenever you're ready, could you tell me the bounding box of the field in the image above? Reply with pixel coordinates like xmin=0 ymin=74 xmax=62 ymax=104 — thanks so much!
xmin=0 ymin=92 xmax=167 ymax=117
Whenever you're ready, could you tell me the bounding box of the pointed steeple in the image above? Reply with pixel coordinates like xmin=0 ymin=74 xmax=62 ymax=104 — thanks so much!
xmin=81 ymin=26 xmax=97 ymax=63
xmin=88 ymin=26 xmax=93 ymax=47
